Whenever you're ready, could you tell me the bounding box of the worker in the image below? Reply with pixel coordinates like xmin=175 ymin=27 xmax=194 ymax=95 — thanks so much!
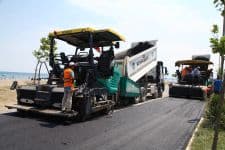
xmin=181 ymin=66 xmax=192 ymax=83
xmin=191 ymin=66 xmax=201 ymax=84
xmin=206 ymin=68 xmax=213 ymax=85
xmin=62 ymin=62 xmax=75 ymax=113
xmin=191 ymin=66 xmax=200 ymax=77
xmin=214 ymin=75 xmax=222 ymax=94
xmin=181 ymin=67 xmax=189 ymax=78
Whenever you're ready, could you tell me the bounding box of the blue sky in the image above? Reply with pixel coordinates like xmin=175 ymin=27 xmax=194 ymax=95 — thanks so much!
xmin=0 ymin=0 xmax=222 ymax=74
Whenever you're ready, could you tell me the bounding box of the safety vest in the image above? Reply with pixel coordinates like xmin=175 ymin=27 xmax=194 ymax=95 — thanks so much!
xmin=63 ymin=68 xmax=74 ymax=89
xmin=181 ymin=68 xmax=188 ymax=77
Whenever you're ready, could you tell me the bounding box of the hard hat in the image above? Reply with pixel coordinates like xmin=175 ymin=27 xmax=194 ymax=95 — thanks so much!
xmin=69 ymin=62 xmax=75 ymax=66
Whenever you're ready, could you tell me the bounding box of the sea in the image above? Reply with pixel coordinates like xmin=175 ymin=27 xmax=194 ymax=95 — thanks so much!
xmin=164 ymin=76 xmax=177 ymax=83
xmin=0 ymin=71 xmax=177 ymax=83
xmin=0 ymin=71 xmax=48 ymax=80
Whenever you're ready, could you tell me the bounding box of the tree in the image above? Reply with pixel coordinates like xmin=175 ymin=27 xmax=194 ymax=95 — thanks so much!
xmin=33 ymin=36 xmax=57 ymax=61
xmin=211 ymin=1 xmax=225 ymax=149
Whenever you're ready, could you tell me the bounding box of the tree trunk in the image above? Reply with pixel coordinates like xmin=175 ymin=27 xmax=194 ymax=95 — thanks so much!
xmin=212 ymin=14 xmax=225 ymax=150
xmin=212 ymin=56 xmax=224 ymax=150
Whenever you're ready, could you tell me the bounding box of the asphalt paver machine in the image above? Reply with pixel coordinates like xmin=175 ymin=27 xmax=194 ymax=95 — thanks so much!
xmin=169 ymin=55 xmax=213 ymax=100
xmin=6 ymin=27 xmax=125 ymax=120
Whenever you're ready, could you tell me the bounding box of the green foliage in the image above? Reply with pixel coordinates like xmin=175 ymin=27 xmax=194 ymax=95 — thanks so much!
xmin=213 ymin=0 xmax=225 ymax=15
xmin=212 ymin=24 xmax=219 ymax=34
xmin=171 ymin=74 xmax=177 ymax=77
xmin=210 ymin=24 xmax=225 ymax=55
xmin=33 ymin=37 xmax=57 ymax=60
xmin=206 ymin=94 xmax=225 ymax=130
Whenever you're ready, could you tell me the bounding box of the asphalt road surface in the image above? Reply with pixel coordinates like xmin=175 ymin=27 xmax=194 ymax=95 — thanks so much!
xmin=0 ymin=97 xmax=205 ymax=150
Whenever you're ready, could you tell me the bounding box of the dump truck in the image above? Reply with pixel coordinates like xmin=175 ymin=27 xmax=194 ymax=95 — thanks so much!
xmin=169 ymin=55 xmax=213 ymax=100
xmin=6 ymin=27 xmax=167 ymax=120
xmin=98 ymin=40 xmax=167 ymax=105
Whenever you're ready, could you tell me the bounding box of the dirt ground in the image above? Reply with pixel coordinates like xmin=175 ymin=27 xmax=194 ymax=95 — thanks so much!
xmin=0 ymin=80 xmax=33 ymax=112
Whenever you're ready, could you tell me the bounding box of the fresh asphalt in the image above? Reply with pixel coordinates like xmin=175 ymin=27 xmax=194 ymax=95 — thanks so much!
xmin=0 ymin=97 xmax=205 ymax=150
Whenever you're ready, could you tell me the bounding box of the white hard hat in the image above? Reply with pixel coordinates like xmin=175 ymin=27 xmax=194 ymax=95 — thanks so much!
xmin=69 ymin=62 xmax=75 ymax=66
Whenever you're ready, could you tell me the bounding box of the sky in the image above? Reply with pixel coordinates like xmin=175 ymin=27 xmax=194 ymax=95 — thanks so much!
xmin=0 ymin=0 xmax=223 ymax=74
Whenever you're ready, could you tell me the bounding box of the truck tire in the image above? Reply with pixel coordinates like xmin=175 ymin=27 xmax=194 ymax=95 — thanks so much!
xmin=140 ymin=87 xmax=147 ymax=102
xmin=133 ymin=96 xmax=140 ymax=104
xmin=141 ymin=94 xmax=146 ymax=102
xmin=152 ymin=91 xmax=158 ymax=99
xmin=102 ymin=104 xmax=113 ymax=115
xmin=158 ymin=91 xmax=162 ymax=98
xmin=112 ymin=93 xmax=119 ymax=105
xmin=121 ymin=97 xmax=129 ymax=106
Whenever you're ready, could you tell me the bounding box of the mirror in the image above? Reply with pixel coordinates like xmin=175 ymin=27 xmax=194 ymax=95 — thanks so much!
xmin=165 ymin=67 xmax=168 ymax=75
xmin=115 ymin=42 xmax=120 ymax=49
xmin=80 ymin=47 xmax=85 ymax=51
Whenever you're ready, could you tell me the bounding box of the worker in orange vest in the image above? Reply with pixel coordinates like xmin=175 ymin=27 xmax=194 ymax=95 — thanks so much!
xmin=181 ymin=67 xmax=189 ymax=79
xmin=62 ymin=62 xmax=76 ymax=113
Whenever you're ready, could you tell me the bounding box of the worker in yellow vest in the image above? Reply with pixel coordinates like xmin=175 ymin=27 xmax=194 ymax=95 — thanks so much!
xmin=62 ymin=62 xmax=75 ymax=113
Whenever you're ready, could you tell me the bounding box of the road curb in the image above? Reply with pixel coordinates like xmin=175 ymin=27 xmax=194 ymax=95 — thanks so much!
xmin=185 ymin=117 xmax=204 ymax=150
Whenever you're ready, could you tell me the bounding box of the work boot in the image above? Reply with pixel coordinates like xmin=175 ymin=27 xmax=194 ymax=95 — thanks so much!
xmin=65 ymin=110 xmax=75 ymax=114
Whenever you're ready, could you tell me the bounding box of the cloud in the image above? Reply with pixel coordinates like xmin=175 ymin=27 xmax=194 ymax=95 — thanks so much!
xmin=67 ymin=0 xmax=220 ymax=73
xmin=67 ymin=0 xmax=209 ymax=32
xmin=67 ymin=0 xmax=218 ymax=42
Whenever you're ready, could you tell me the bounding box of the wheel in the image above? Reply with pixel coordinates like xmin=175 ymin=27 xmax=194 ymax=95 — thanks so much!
xmin=133 ymin=96 xmax=140 ymax=104
xmin=158 ymin=91 xmax=162 ymax=98
xmin=141 ymin=94 xmax=147 ymax=102
xmin=152 ymin=91 xmax=158 ymax=99
xmin=140 ymin=87 xmax=147 ymax=102
xmin=102 ymin=105 xmax=113 ymax=115
xmin=121 ymin=98 xmax=130 ymax=106
xmin=157 ymin=87 xmax=163 ymax=98
xmin=112 ymin=93 xmax=119 ymax=106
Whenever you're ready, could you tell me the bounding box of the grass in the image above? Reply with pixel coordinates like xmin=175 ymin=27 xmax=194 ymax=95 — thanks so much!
xmin=191 ymin=120 xmax=225 ymax=150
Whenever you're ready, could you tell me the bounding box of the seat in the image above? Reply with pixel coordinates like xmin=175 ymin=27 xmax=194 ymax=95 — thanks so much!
xmin=97 ymin=47 xmax=114 ymax=78
xmin=60 ymin=52 xmax=69 ymax=64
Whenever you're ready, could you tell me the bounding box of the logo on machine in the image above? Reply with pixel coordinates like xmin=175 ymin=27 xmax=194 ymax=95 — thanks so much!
xmin=137 ymin=54 xmax=148 ymax=66
xmin=129 ymin=48 xmax=156 ymax=76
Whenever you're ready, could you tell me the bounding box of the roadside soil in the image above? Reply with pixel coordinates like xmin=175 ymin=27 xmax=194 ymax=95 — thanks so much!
xmin=0 ymin=80 xmax=33 ymax=112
